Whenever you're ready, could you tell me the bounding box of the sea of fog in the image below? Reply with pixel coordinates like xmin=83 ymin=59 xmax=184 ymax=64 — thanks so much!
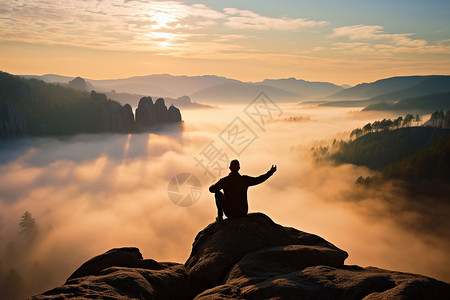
xmin=0 ymin=103 xmax=448 ymax=297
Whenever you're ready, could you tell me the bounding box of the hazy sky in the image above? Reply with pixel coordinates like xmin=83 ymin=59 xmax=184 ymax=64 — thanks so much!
xmin=0 ymin=0 xmax=449 ymax=84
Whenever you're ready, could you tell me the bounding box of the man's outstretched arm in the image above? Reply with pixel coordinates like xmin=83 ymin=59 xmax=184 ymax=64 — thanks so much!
xmin=247 ymin=165 xmax=277 ymax=186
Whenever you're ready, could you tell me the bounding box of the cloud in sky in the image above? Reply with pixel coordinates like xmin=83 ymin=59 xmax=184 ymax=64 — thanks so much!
xmin=1 ymin=0 xmax=220 ymax=50
xmin=223 ymin=7 xmax=328 ymax=30
xmin=0 ymin=0 xmax=325 ymax=52
xmin=0 ymin=0 xmax=449 ymax=84
xmin=331 ymin=25 xmax=450 ymax=55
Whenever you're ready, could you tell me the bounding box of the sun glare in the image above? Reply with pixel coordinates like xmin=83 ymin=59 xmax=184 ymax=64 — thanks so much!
xmin=144 ymin=32 xmax=180 ymax=48
xmin=151 ymin=10 xmax=179 ymax=29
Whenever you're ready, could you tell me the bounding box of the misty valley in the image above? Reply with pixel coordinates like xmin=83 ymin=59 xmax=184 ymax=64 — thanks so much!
xmin=0 ymin=72 xmax=449 ymax=299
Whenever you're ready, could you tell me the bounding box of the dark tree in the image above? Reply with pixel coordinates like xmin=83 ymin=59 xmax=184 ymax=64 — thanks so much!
xmin=414 ymin=114 xmax=421 ymax=126
xmin=430 ymin=111 xmax=439 ymax=127
xmin=379 ymin=119 xmax=393 ymax=131
xmin=350 ymin=128 xmax=363 ymax=139
xmin=445 ymin=110 xmax=450 ymax=128
xmin=363 ymin=123 xmax=372 ymax=133
xmin=19 ymin=211 xmax=39 ymax=243
xmin=394 ymin=116 xmax=403 ymax=129
xmin=403 ymin=114 xmax=414 ymax=127
xmin=2 ymin=268 xmax=26 ymax=299
xmin=439 ymin=110 xmax=445 ymax=127
xmin=372 ymin=121 xmax=381 ymax=131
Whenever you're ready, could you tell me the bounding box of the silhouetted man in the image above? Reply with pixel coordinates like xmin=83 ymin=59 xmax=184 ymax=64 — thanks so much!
xmin=209 ymin=160 xmax=276 ymax=221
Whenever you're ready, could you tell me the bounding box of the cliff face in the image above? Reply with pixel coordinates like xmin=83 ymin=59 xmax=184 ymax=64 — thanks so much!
xmin=153 ymin=98 xmax=169 ymax=125
xmin=135 ymin=96 xmax=155 ymax=130
xmin=0 ymin=96 xmax=28 ymax=138
xmin=0 ymin=72 xmax=183 ymax=138
xmin=31 ymin=213 xmax=450 ymax=300
xmin=168 ymin=104 xmax=182 ymax=123
xmin=90 ymin=92 xmax=135 ymax=133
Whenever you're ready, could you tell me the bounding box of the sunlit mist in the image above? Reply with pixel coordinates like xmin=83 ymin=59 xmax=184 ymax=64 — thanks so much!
xmin=0 ymin=104 xmax=448 ymax=298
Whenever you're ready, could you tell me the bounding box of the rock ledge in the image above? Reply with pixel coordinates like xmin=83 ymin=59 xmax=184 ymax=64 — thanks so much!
xmin=32 ymin=213 xmax=450 ymax=299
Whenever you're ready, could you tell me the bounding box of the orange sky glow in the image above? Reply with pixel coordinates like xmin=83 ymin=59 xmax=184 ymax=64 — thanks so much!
xmin=1 ymin=1 xmax=449 ymax=85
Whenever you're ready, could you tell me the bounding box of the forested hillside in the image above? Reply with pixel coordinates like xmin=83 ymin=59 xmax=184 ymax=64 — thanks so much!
xmin=330 ymin=127 xmax=450 ymax=170
xmin=381 ymin=135 xmax=450 ymax=186
xmin=0 ymin=72 xmax=182 ymax=138
xmin=1 ymin=72 xmax=94 ymax=136
xmin=313 ymin=113 xmax=450 ymax=201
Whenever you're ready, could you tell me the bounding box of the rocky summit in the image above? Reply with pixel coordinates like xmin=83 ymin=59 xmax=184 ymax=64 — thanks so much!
xmin=32 ymin=213 xmax=449 ymax=299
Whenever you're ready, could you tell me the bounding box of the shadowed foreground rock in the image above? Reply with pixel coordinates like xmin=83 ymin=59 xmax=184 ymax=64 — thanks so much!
xmin=32 ymin=213 xmax=450 ymax=299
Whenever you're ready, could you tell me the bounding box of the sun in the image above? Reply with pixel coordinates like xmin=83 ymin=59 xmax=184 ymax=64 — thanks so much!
xmin=151 ymin=10 xmax=179 ymax=29
xmin=138 ymin=6 xmax=185 ymax=49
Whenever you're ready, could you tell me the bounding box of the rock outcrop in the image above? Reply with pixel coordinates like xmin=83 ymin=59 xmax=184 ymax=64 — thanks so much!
xmin=135 ymin=96 xmax=155 ymax=130
xmin=68 ymin=76 xmax=95 ymax=91
xmin=135 ymin=96 xmax=181 ymax=132
xmin=90 ymin=90 xmax=108 ymax=103
xmin=168 ymin=104 xmax=182 ymax=123
xmin=93 ymin=93 xmax=181 ymax=133
xmin=31 ymin=213 xmax=450 ymax=299
xmin=122 ymin=104 xmax=135 ymax=132
xmin=68 ymin=77 xmax=88 ymax=91
xmin=184 ymin=213 xmax=347 ymax=297
xmin=154 ymin=98 xmax=169 ymax=124
xmin=35 ymin=248 xmax=188 ymax=299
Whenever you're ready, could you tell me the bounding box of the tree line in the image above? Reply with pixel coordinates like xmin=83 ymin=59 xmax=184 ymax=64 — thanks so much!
xmin=429 ymin=110 xmax=450 ymax=128
xmin=350 ymin=110 xmax=450 ymax=139
xmin=350 ymin=113 xmax=421 ymax=139
xmin=312 ymin=111 xmax=450 ymax=170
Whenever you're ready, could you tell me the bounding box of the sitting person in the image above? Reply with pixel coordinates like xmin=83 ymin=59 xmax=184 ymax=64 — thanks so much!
xmin=209 ymin=159 xmax=276 ymax=221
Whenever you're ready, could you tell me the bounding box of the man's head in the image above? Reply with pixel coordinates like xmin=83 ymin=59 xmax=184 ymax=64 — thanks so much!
xmin=229 ymin=159 xmax=240 ymax=173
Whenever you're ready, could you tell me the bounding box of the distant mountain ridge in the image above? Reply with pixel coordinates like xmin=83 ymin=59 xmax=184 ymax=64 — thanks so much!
xmin=327 ymin=75 xmax=450 ymax=100
xmin=23 ymin=74 xmax=241 ymax=99
xmin=22 ymin=73 xmax=450 ymax=105
xmin=22 ymin=73 xmax=344 ymax=103
xmin=91 ymin=74 xmax=241 ymax=97
xmin=259 ymin=78 xmax=343 ymax=98
xmin=370 ymin=76 xmax=450 ymax=101
xmin=363 ymin=92 xmax=450 ymax=113
xmin=191 ymin=81 xmax=301 ymax=103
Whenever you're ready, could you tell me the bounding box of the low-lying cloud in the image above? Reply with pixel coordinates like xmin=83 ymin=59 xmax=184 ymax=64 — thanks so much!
xmin=0 ymin=104 xmax=448 ymax=298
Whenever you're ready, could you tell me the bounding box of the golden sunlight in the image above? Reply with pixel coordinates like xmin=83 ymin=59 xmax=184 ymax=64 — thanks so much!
xmin=1 ymin=1 xmax=450 ymax=298
xmin=144 ymin=32 xmax=180 ymax=48
xmin=150 ymin=10 xmax=180 ymax=29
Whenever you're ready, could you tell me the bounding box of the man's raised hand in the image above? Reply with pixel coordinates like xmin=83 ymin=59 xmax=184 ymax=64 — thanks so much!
xmin=269 ymin=165 xmax=277 ymax=174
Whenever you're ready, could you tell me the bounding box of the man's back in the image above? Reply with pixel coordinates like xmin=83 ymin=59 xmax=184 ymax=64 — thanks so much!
xmin=209 ymin=165 xmax=275 ymax=218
